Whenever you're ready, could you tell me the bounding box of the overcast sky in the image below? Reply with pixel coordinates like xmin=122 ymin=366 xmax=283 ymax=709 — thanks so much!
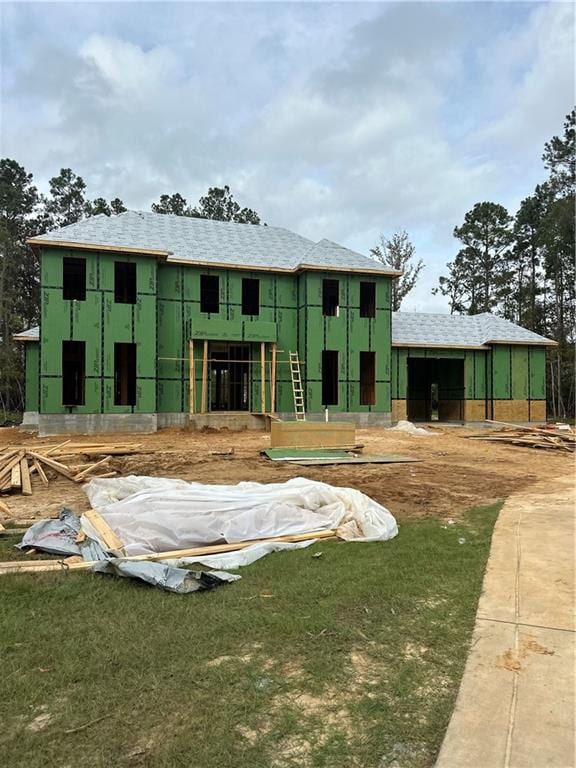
xmin=1 ymin=1 xmax=573 ymax=311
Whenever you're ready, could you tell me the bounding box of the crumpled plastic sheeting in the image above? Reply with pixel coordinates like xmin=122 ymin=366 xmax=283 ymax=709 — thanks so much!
xmin=90 ymin=558 xmax=241 ymax=594
xmin=164 ymin=539 xmax=316 ymax=569
xmin=17 ymin=509 xmax=82 ymax=556
xmin=83 ymin=476 xmax=399 ymax=556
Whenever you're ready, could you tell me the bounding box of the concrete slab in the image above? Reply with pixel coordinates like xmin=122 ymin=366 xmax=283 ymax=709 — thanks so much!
xmin=435 ymin=473 xmax=575 ymax=768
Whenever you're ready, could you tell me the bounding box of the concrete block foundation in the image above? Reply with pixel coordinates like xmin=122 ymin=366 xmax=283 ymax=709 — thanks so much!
xmin=37 ymin=413 xmax=158 ymax=436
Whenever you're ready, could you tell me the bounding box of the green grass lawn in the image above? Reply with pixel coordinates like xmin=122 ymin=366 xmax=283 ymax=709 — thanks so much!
xmin=0 ymin=503 xmax=501 ymax=768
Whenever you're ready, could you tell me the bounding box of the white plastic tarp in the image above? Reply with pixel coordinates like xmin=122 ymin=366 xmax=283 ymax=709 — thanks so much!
xmin=83 ymin=476 xmax=398 ymax=556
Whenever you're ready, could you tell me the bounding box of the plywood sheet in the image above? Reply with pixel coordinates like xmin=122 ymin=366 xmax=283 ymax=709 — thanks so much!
xmin=270 ymin=421 xmax=355 ymax=449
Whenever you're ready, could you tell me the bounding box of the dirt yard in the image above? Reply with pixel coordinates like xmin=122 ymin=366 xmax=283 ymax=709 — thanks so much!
xmin=0 ymin=424 xmax=572 ymax=523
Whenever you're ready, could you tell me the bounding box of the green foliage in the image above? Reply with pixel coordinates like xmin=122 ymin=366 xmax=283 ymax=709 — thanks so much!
xmin=151 ymin=185 xmax=262 ymax=224
xmin=435 ymin=108 xmax=576 ymax=418
xmin=0 ymin=503 xmax=500 ymax=768
xmin=436 ymin=202 xmax=513 ymax=314
xmin=0 ymin=161 xmax=127 ymax=416
xmin=371 ymin=230 xmax=423 ymax=311
xmin=0 ymin=159 xmax=41 ymax=417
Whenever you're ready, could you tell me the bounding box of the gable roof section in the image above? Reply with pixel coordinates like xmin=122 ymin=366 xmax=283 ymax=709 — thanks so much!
xmin=392 ymin=312 xmax=556 ymax=348
xmin=28 ymin=211 xmax=400 ymax=276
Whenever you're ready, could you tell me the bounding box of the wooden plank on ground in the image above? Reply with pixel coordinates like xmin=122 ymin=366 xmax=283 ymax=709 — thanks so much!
xmin=82 ymin=509 xmax=125 ymax=553
xmin=19 ymin=459 xmax=32 ymax=496
xmin=31 ymin=457 xmax=49 ymax=485
xmin=10 ymin=463 xmax=21 ymax=490
xmin=0 ymin=451 xmax=26 ymax=483
xmin=0 ymin=529 xmax=339 ymax=574
xmin=270 ymin=420 xmax=356 ymax=449
xmin=74 ymin=456 xmax=111 ymax=482
xmin=28 ymin=452 xmax=76 ymax=480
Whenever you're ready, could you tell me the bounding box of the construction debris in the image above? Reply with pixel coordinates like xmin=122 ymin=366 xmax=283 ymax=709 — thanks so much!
xmin=0 ymin=441 xmax=140 ymax=497
xmin=0 ymin=477 xmax=399 ymax=592
xmin=467 ymin=420 xmax=575 ymax=452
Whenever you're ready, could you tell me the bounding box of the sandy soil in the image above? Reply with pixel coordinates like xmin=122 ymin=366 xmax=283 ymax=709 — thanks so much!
xmin=0 ymin=424 xmax=572 ymax=523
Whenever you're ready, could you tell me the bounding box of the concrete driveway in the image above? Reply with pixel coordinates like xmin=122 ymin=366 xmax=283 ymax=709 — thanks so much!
xmin=436 ymin=472 xmax=575 ymax=768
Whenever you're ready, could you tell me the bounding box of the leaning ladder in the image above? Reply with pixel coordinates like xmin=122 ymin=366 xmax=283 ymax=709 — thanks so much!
xmin=289 ymin=351 xmax=306 ymax=421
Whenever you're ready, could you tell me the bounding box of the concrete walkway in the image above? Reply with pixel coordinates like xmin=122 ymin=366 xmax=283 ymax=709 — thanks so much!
xmin=436 ymin=473 xmax=575 ymax=768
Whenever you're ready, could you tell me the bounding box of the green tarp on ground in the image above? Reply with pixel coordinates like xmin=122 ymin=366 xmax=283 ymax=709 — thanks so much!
xmin=263 ymin=449 xmax=420 ymax=465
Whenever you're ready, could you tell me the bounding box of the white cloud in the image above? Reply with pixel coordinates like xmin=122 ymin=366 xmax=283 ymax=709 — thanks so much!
xmin=1 ymin=1 xmax=573 ymax=314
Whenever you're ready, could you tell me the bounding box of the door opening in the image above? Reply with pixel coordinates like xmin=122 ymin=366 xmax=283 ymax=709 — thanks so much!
xmin=407 ymin=358 xmax=464 ymax=421
xmin=210 ymin=343 xmax=250 ymax=411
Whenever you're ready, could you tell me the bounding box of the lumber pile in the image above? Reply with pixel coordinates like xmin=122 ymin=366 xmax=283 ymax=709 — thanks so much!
xmin=468 ymin=420 xmax=575 ymax=453
xmin=0 ymin=440 xmax=139 ymax=496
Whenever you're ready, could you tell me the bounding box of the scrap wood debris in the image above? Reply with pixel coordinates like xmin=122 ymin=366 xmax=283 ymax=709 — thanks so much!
xmin=467 ymin=420 xmax=575 ymax=453
xmin=0 ymin=440 xmax=141 ymax=497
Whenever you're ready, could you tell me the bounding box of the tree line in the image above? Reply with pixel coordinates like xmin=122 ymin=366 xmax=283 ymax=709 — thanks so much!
xmin=434 ymin=109 xmax=575 ymax=419
xmin=0 ymin=110 xmax=573 ymax=420
xmin=0 ymin=167 xmax=260 ymax=418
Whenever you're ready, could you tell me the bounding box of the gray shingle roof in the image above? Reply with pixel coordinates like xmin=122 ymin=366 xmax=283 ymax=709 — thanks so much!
xmin=392 ymin=312 xmax=555 ymax=347
xmin=29 ymin=211 xmax=399 ymax=275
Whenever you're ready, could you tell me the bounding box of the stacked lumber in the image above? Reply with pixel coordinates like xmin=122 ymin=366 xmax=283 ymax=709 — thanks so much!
xmin=0 ymin=440 xmax=124 ymax=496
xmin=468 ymin=420 xmax=575 ymax=453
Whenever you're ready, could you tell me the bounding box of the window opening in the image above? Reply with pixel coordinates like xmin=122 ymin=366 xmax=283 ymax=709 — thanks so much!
xmin=322 ymin=350 xmax=339 ymax=405
xmin=114 ymin=262 xmax=136 ymax=304
xmin=322 ymin=279 xmax=339 ymax=316
xmin=242 ymin=278 xmax=260 ymax=315
xmin=63 ymin=258 xmax=86 ymax=301
xmin=62 ymin=341 xmax=85 ymax=406
xmin=360 ymin=351 xmax=376 ymax=405
xmin=360 ymin=282 xmax=376 ymax=318
xmin=201 ymin=275 xmax=219 ymax=313
xmin=114 ymin=342 xmax=137 ymax=406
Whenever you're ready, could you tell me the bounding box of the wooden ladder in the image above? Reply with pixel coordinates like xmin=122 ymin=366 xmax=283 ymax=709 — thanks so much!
xmin=289 ymin=351 xmax=306 ymax=421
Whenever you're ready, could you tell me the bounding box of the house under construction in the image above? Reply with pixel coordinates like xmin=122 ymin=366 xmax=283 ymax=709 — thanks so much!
xmin=16 ymin=212 xmax=555 ymax=435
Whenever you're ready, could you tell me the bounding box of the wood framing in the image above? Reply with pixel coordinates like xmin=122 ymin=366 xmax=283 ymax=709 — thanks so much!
xmin=188 ymin=339 xmax=195 ymax=415
xmin=201 ymin=340 xmax=208 ymax=414
xmin=260 ymin=342 xmax=266 ymax=414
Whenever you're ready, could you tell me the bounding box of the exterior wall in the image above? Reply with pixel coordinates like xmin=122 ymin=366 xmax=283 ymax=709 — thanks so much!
xmin=36 ymin=247 xmax=393 ymax=426
xmin=24 ymin=342 xmax=40 ymax=412
xmin=298 ymin=272 xmax=392 ymax=415
xmin=40 ymin=247 xmax=157 ymax=416
xmin=157 ymin=265 xmax=297 ymax=414
xmin=392 ymin=345 xmax=547 ymax=422
xmin=487 ymin=345 xmax=546 ymax=421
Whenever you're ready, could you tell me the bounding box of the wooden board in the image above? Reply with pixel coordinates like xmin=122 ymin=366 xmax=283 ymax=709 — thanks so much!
xmin=270 ymin=421 xmax=356 ymax=449
xmin=19 ymin=459 xmax=32 ymax=496
xmin=82 ymin=509 xmax=125 ymax=554
xmin=0 ymin=529 xmax=339 ymax=575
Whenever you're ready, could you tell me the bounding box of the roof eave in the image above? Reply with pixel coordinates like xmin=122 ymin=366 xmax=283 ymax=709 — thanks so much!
xmin=27 ymin=238 xmax=171 ymax=259
xmin=487 ymin=338 xmax=557 ymax=347
xmin=392 ymin=342 xmax=490 ymax=350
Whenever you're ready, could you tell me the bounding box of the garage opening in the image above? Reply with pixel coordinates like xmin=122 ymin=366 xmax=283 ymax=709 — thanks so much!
xmin=114 ymin=342 xmax=137 ymax=406
xmin=62 ymin=341 xmax=85 ymax=406
xmin=407 ymin=358 xmax=465 ymax=421
xmin=210 ymin=343 xmax=250 ymax=411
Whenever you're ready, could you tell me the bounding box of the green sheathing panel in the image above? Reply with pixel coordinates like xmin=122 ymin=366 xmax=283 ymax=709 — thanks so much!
xmin=491 ymin=345 xmax=512 ymax=399
xmin=490 ymin=344 xmax=543 ymax=402
xmin=157 ymin=265 xmax=298 ymax=414
xmin=39 ymin=248 xmax=157 ymax=414
xmin=299 ymin=272 xmax=392 ymax=413
xmin=24 ymin=343 xmax=40 ymax=412
xmin=528 ymin=347 xmax=546 ymax=400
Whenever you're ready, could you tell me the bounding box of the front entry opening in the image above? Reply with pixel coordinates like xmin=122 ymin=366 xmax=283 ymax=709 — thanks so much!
xmin=407 ymin=358 xmax=465 ymax=421
xmin=210 ymin=343 xmax=250 ymax=411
